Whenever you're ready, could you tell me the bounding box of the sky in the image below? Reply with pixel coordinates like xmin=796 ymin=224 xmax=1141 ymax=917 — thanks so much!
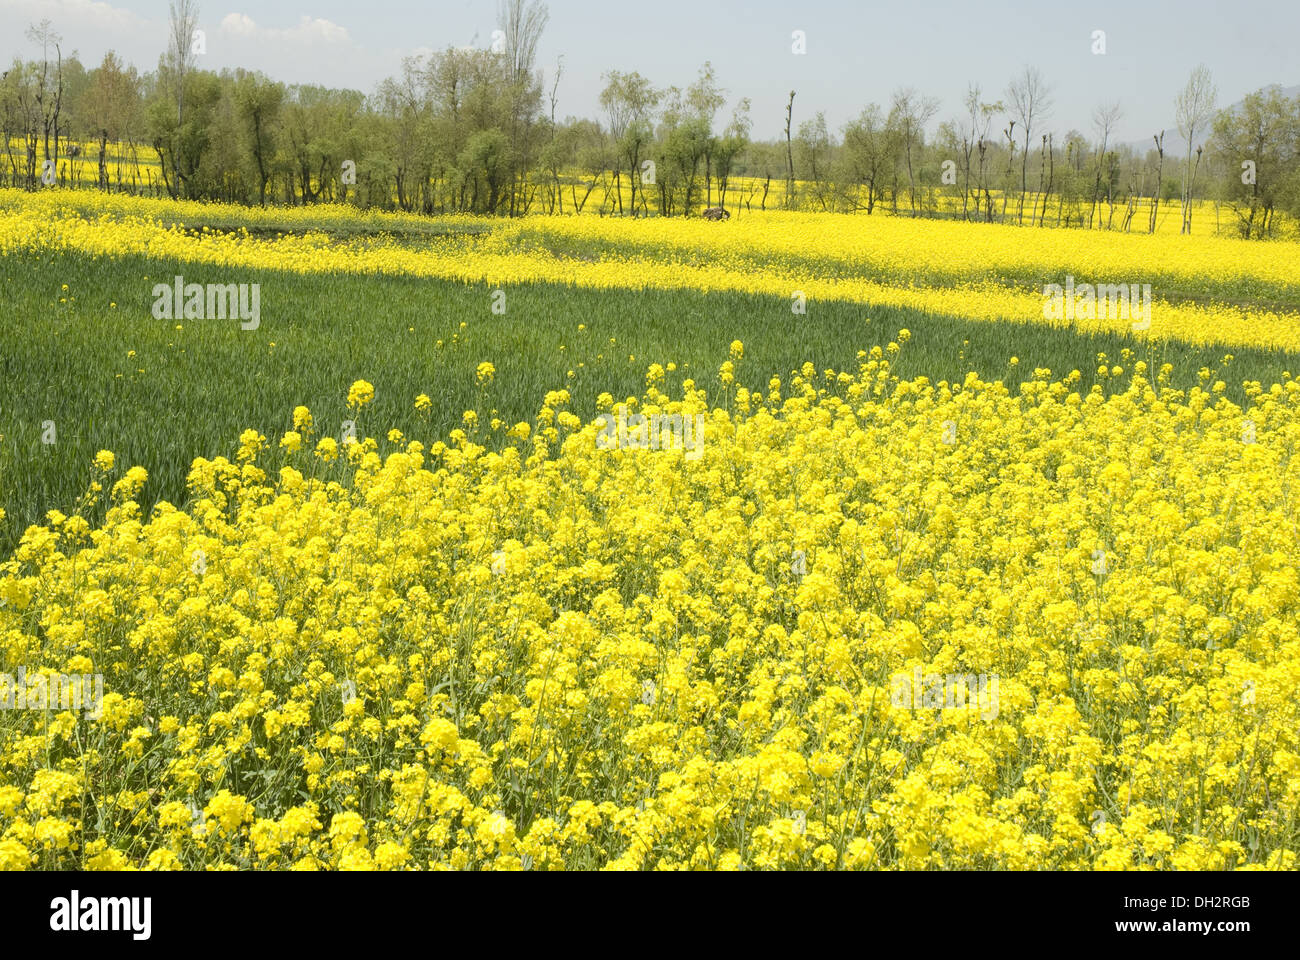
xmin=2 ymin=0 xmax=1297 ymax=143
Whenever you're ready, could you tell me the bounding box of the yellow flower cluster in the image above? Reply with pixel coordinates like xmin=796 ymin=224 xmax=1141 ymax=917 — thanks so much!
xmin=2 ymin=350 xmax=1298 ymax=870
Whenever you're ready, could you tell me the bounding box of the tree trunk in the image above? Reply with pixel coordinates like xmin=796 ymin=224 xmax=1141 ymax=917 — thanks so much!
xmin=784 ymin=91 xmax=796 ymax=209
xmin=1148 ymin=133 xmax=1164 ymax=234
xmin=97 ymin=131 xmax=108 ymax=190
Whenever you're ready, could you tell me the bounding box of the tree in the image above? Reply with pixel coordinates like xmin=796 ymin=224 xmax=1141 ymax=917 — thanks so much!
xmin=496 ymin=0 xmax=549 ymax=215
xmin=540 ymin=55 xmax=562 ymax=212
xmin=888 ymin=87 xmax=938 ymax=216
xmin=713 ymin=98 xmax=750 ymax=212
xmin=796 ymin=112 xmax=832 ymax=210
xmin=280 ymin=84 xmax=356 ymax=206
xmin=1175 ymin=65 xmax=1216 ymax=234
xmin=0 ymin=58 xmax=42 ymax=187
xmin=1007 ymin=66 xmax=1051 ymax=224
xmin=686 ymin=62 xmax=724 ymax=207
xmin=25 ymin=21 xmax=65 ymax=181
xmin=1209 ymin=85 xmax=1297 ymax=238
xmin=656 ymin=85 xmax=708 ymax=216
xmin=234 ymin=71 xmax=282 ymax=205
xmin=783 ymin=90 xmax=795 ymax=208
xmin=1089 ymin=101 xmax=1122 ymax=228
xmin=568 ymin=117 xmax=607 ymax=213
xmin=460 ymin=128 xmax=510 ymax=213
xmin=960 ymin=84 xmax=1002 ymax=221
xmin=147 ymin=65 xmax=221 ymax=200
xmin=165 ymin=0 xmax=200 ymax=193
xmin=1148 ymin=132 xmax=1165 ymax=233
xmin=600 ymin=70 xmax=658 ymax=215
xmin=840 ymin=104 xmax=892 ymax=214
xmin=81 ymin=51 xmax=142 ymax=190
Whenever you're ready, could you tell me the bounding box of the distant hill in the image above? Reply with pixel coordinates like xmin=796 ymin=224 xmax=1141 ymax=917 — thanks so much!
xmin=1118 ymin=84 xmax=1300 ymax=156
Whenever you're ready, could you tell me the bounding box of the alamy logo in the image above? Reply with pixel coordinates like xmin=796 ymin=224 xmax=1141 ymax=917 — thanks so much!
xmin=50 ymin=890 xmax=151 ymax=940
xmin=595 ymin=405 xmax=706 ymax=460
xmin=1042 ymin=275 xmax=1151 ymax=329
xmin=152 ymin=275 xmax=260 ymax=330
xmin=890 ymin=667 xmax=999 ymax=721
xmin=0 ymin=667 xmax=103 ymax=718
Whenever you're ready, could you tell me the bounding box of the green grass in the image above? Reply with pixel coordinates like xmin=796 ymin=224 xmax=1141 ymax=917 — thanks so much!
xmin=2 ymin=246 xmax=1298 ymax=553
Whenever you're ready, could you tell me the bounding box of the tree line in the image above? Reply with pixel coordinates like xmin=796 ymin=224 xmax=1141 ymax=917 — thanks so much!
xmin=3 ymin=2 xmax=1298 ymax=238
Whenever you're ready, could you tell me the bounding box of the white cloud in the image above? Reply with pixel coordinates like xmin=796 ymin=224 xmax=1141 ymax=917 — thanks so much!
xmin=219 ymin=13 xmax=257 ymax=38
xmin=206 ymin=13 xmax=372 ymax=87
xmin=296 ymin=17 xmax=349 ymax=45
xmin=0 ymin=0 xmax=147 ymax=33
xmin=217 ymin=13 xmax=351 ymax=47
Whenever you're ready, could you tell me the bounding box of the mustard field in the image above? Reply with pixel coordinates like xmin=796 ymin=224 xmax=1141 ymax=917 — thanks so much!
xmin=1 ymin=189 xmax=1298 ymax=870
xmin=5 ymin=189 xmax=1298 ymax=349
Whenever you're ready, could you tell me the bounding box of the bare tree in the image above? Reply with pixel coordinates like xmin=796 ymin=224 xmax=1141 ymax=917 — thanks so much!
xmin=1175 ymin=64 xmax=1216 ymax=234
xmin=499 ymin=0 xmax=548 ymax=85
xmin=1007 ymin=65 xmax=1052 ymax=224
xmin=545 ymin=55 xmax=562 ymax=213
xmin=168 ymin=1 xmax=199 ymax=125
xmin=498 ymin=0 xmax=549 ymax=215
xmin=25 ymin=20 xmax=64 ymax=180
xmin=1038 ymin=132 xmax=1053 ymax=226
xmin=960 ymin=85 xmax=1000 ymax=220
xmin=1000 ymin=122 xmax=1015 ymax=220
xmin=1149 ymin=131 xmax=1165 ymax=233
xmin=784 ymin=90 xmax=796 ymax=208
xmin=166 ymin=0 xmax=200 ymax=195
xmin=1089 ymin=101 xmax=1122 ymax=228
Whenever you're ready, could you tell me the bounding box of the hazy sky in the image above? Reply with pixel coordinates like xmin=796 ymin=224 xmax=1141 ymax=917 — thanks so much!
xmin=3 ymin=0 xmax=1297 ymax=142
